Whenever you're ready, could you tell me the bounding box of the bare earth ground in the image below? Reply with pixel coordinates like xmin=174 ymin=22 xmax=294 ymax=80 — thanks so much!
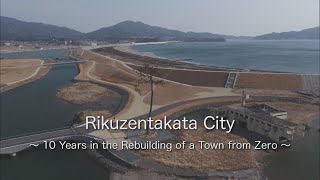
xmin=235 ymin=73 xmax=303 ymax=90
xmin=71 ymin=48 xmax=317 ymax=176
xmin=232 ymin=88 xmax=301 ymax=97
xmin=128 ymin=64 xmax=229 ymax=87
xmin=139 ymin=126 xmax=256 ymax=171
xmin=0 ymin=59 xmax=43 ymax=84
xmin=56 ymin=82 xmax=117 ymax=105
xmin=72 ymin=49 xmax=229 ymax=107
xmin=0 ymin=59 xmax=51 ymax=93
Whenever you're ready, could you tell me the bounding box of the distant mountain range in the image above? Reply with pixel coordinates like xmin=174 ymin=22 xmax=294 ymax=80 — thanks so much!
xmin=254 ymin=27 xmax=319 ymax=40
xmin=0 ymin=16 xmax=84 ymax=41
xmin=86 ymin=20 xmax=242 ymax=42
xmin=0 ymin=16 xmax=245 ymax=42
xmin=0 ymin=16 xmax=319 ymax=42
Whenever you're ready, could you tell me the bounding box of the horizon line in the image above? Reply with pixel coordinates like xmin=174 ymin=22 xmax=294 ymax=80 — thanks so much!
xmin=1 ymin=15 xmax=319 ymax=37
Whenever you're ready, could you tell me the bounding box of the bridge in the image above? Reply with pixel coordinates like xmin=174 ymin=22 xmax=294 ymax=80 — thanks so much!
xmin=41 ymin=60 xmax=88 ymax=66
xmin=1 ymin=96 xmax=316 ymax=155
xmin=0 ymin=96 xmax=236 ymax=155
xmin=0 ymin=126 xmax=105 ymax=155
xmin=0 ymin=128 xmax=77 ymax=155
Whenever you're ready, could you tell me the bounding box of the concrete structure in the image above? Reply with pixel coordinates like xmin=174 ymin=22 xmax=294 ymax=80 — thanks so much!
xmin=211 ymin=105 xmax=297 ymax=142
xmin=225 ymin=72 xmax=237 ymax=88
xmin=0 ymin=128 xmax=75 ymax=155
xmin=302 ymin=74 xmax=320 ymax=96
xmin=0 ymin=127 xmax=104 ymax=155
xmin=41 ymin=60 xmax=88 ymax=66
xmin=250 ymin=104 xmax=287 ymax=119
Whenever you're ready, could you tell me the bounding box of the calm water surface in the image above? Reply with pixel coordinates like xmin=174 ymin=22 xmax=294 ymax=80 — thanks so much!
xmin=264 ymin=118 xmax=320 ymax=180
xmin=0 ymin=50 xmax=110 ymax=180
xmin=133 ymin=40 xmax=320 ymax=74
xmin=1 ymin=48 xmax=319 ymax=180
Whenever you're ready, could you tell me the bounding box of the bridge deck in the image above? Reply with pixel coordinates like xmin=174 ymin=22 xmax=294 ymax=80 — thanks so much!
xmin=0 ymin=128 xmax=75 ymax=154
xmin=41 ymin=60 xmax=88 ymax=66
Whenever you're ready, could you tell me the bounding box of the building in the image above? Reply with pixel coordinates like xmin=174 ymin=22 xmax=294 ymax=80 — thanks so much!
xmin=211 ymin=104 xmax=297 ymax=142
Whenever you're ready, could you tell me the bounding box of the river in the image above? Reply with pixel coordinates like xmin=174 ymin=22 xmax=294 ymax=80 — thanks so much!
xmin=0 ymin=49 xmax=112 ymax=180
xmin=0 ymin=49 xmax=319 ymax=180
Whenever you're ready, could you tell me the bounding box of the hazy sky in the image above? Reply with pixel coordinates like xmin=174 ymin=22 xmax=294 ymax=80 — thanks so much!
xmin=1 ymin=0 xmax=319 ymax=36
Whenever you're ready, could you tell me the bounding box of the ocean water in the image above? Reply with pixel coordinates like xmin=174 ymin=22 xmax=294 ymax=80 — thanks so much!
xmin=132 ymin=40 xmax=320 ymax=74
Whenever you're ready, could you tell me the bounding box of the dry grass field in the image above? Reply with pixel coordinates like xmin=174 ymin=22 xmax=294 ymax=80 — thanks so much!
xmin=57 ymin=82 xmax=117 ymax=105
xmin=139 ymin=126 xmax=256 ymax=171
xmin=0 ymin=59 xmax=43 ymax=84
xmin=259 ymin=102 xmax=319 ymax=125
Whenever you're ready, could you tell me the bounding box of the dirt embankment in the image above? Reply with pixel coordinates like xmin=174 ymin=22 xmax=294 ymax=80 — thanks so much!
xmin=1 ymin=59 xmax=43 ymax=84
xmin=232 ymin=88 xmax=301 ymax=97
xmin=128 ymin=64 xmax=229 ymax=87
xmin=94 ymin=47 xmax=306 ymax=92
xmin=57 ymin=82 xmax=118 ymax=105
xmin=0 ymin=59 xmax=52 ymax=93
xmin=72 ymin=49 xmax=216 ymax=106
xmin=93 ymin=47 xmax=242 ymax=72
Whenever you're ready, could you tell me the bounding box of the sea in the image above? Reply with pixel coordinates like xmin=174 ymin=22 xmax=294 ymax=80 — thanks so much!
xmin=132 ymin=40 xmax=320 ymax=180
xmin=132 ymin=40 xmax=320 ymax=74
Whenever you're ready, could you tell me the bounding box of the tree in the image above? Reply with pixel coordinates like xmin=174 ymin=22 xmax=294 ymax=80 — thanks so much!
xmin=136 ymin=64 xmax=164 ymax=134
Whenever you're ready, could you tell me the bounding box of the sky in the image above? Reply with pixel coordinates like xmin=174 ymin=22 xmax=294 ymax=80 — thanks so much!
xmin=1 ymin=0 xmax=319 ymax=36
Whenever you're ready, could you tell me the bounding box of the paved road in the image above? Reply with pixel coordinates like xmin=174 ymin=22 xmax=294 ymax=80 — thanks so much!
xmin=0 ymin=128 xmax=75 ymax=153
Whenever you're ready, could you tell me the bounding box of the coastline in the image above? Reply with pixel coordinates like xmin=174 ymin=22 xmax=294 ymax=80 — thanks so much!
xmin=114 ymin=45 xmax=161 ymax=59
xmin=113 ymin=41 xmax=320 ymax=75
xmin=95 ymin=46 xmax=246 ymax=72
xmin=114 ymin=44 xmax=228 ymax=68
